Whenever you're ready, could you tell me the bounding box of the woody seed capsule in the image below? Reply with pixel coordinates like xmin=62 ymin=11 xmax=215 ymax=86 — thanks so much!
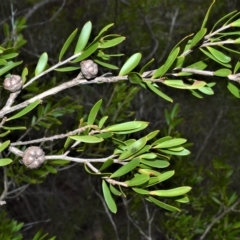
xmin=80 ymin=60 xmax=98 ymax=79
xmin=3 ymin=75 xmax=23 ymax=92
xmin=22 ymin=146 xmax=45 ymax=169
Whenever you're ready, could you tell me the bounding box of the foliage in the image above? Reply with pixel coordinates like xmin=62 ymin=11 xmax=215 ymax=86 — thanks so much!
xmin=0 ymin=1 xmax=240 ymax=239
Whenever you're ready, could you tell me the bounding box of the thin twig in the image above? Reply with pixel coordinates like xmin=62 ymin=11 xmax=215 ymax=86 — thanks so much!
xmin=95 ymin=190 xmax=120 ymax=240
xmin=10 ymin=125 xmax=97 ymax=146
xmin=200 ymin=198 xmax=240 ymax=240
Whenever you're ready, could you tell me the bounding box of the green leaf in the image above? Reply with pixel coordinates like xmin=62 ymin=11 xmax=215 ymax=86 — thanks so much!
xmin=119 ymin=137 xmax=147 ymax=160
xmin=59 ymin=28 xmax=78 ymax=61
xmin=191 ymin=90 xmax=203 ymax=98
xmin=111 ymin=158 xmax=140 ymax=178
xmin=2 ymin=126 xmax=26 ymax=130
xmin=0 ymin=61 xmax=22 ymax=76
xmin=7 ymin=100 xmax=42 ymax=121
xmin=153 ymin=136 xmax=172 ymax=146
xmin=160 ymin=148 xmax=190 ymax=156
xmin=110 ymin=184 xmax=122 ymax=196
xmin=138 ymin=168 xmax=161 ymax=177
xmin=146 ymin=82 xmax=173 ymax=102
xmin=99 ymin=116 xmax=108 ymax=128
xmin=175 ymin=196 xmax=189 ymax=203
xmin=70 ymin=135 xmax=103 ymax=143
xmin=88 ymin=99 xmax=102 ymax=124
xmin=187 ymin=61 xmax=207 ymax=70
xmin=152 ymin=47 xmax=180 ymax=78
xmin=94 ymin=23 xmax=114 ymax=42
xmin=227 ymin=82 xmax=240 ymax=98
xmin=128 ymin=72 xmax=142 ymax=84
xmin=157 ymin=170 xmax=175 ymax=183
xmin=21 ymin=67 xmax=28 ymax=83
xmin=147 ymin=196 xmax=181 ymax=212
xmin=150 ymin=186 xmax=192 ymax=197
xmin=0 ymin=58 xmax=8 ymax=65
xmin=234 ymin=60 xmax=240 ymax=74
xmin=102 ymin=180 xmax=117 ymax=213
xmin=140 ymin=58 xmax=154 ymax=75
xmin=74 ymin=21 xmax=92 ymax=54
xmin=104 ymin=121 xmax=148 ymax=132
xmin=126 ymin=174 xmax=149 ymax=186
xmin=72 ymin=42 xmax=98 ymax=63
xmin=54 ymin=66 xmax=80 ymax=72
xmin=140 ymin=159 xmax=170 ymax=168
xmin=214 ymin=69 xmax=232 ymax=77
xmin=119 ymin=53 xmax=142 ymax=76
xmin=45 ymin=165 xmax=57 ymax=174
xmin=231 ymin=19 xmax=240 ymax=27
xmin=99 ymin=159 xmax=113 ymax=171
xmin=198 ymin=86 xmax=214 ymax=95
xmin=1 ymin=53 xmax=19 ymax=60
xmin=35 ymin=52 xmax=48 ymax=76
xmin=163 ymin=80 xmax=206 ymax=89
xmin=94 ymin=59 xmax=119 ymax=70
xmin=0 ymin=131 xmax=10 ymax=137
xmin=207 ymin=47 xmax=231 ymax=63
xmin=200 ymin=48 xmax=232 ymax=68
xmin=139 ymin=153 xmax=157 ymax=159
xmin=146 ymin=130 xmax=160 ymax=141
xmin=153 ymin=138 xmax=187 ymax=148
xmin=190 ymin=28 xmax=207 ymax=48
xmin=99 ymin=36 xmax=125 ymax=48
xmin=201 ymin=0 xmax=216 ymax=29
xmin=0 ymin=140 xmax=10 ymax=152
xmin=132 ymin=188 xmax=150 ymax=195
xmin=0 ymin=158 xmax=12 ymax=166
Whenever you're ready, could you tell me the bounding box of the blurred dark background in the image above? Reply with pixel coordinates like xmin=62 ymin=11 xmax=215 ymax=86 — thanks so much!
xmin=1 ymin=0 xmax=240 ymax=239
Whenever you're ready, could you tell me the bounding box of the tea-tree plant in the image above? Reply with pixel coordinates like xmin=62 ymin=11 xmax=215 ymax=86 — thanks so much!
xmin=1 ymin=2 xmax=240 ymax=229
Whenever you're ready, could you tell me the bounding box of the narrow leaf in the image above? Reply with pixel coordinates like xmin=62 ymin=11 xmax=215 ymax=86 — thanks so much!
xmin=0 ymin=158 xmax=12 ymax=166
xmin=201 ymin=0 xmax=216 ymax=29
xmin=152 ymin=47 xmax=180 ymax=78
xmin=227 ymin=82 xmax=240 ymax=98
xmin=214 ymin=69 xmax=232 ymax=77
xmin=59 ymin=28 xmax=78 ymax=61
xmin=147 ymin=196 xmax=181 ymax=212
xmin=146 ymin=82 xmax=173 ymax=102
xmin=0 ymin=140 xmax=10 ymax=152
xmin=119 ymin=137 xmax=147 ymax=160
xmin=207 ymin=47 xmax=231 ymax=63
xmin=126 ymin=174 xmax=149 ymax=186
xmin=105 ymin=121 xmax=147 ymax=132
xmin=119 ymin=53 xmax=142 ymax=76
xmin=140 ymin=159 xmax=170 ymax=168
xmin=190 ymin=28 xmax=207 ymax=48
xmin=74 ymin=21 xmax=92 ymax=54
xmin=0 ymin=61 xmax=22 ymax=77
xmin=55 ymin=66 xmax=80 ymax=72
xmin=102 ymin=180 xmax=117 ymax=213
xmin=70 ymin=135 xmax=103 ymax=143
xmin=153 ymin=138 xmax=187 ymax=148
xmin=128 ymin=72 xmax=142 ymax=84
xmin=72 ymin=42 xmax=98 ymax=63
xmin=94 ymin=59 xmax=119 ymax=70
xmin=99 ymin=37 xmax=125 ymax=48
xmin=88 ymin=99 xmax=102 ymax=125
xmin=111 ymin=158 xmax=140 ymax=178
xmin=7 ymin=100 xmax=41 ymax=121
xmin=35 ymin=52 xmax=48 ymax=76
xmin=150 ymin=186 xmax=192 ymax=197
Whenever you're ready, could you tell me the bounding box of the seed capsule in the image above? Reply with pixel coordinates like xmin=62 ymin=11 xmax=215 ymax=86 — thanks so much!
xmin=22 ymin=146 xmax=45 ymax=169
xmin=80 ymin=60 xmax=98 ymax=79
xmin=3 ymin=75 xmax=23 ymax=92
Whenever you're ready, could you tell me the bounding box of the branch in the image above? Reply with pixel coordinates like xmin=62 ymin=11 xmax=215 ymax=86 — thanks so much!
xmin=10 ymin=125 xmax=97 ymax=146
xmin=200 ymin=198 xmax=240 ymax=240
